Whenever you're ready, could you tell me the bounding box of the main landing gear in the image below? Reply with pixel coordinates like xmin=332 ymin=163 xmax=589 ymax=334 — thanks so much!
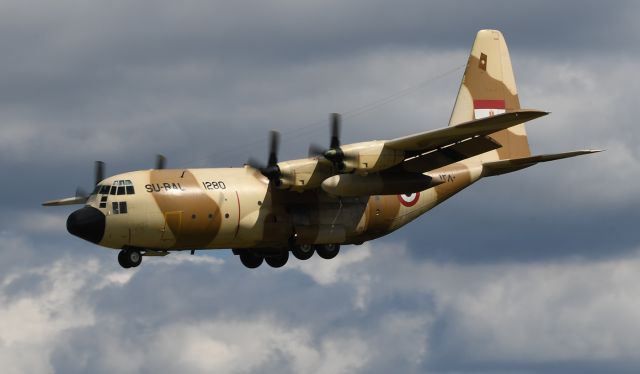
xmin=235 ymin=243 xmax=340 ymax=269
xmin=118 ymin=248 xmax=142 ymax=268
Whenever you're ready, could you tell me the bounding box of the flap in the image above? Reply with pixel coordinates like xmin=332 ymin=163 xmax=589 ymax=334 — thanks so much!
xmin=400 ymin=135 xmax=502 ymax=173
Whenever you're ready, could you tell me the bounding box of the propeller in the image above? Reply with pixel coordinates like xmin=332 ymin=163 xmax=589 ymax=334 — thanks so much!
xmin=95 ymin=161 xmax=105 ymax=185
xmin=74 ymin=161 xmax=105 ymax=201
xmin=308 ymin=113 xmax=351 ymax=170
xmin=155 ymin=154 xmax=166 ymax=169
xmin=248 ymin=131 xmax=283 ymax=186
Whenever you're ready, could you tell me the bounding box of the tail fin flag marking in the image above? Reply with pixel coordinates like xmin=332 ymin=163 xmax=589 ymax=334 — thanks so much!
xmin=449 ymin=29 xmax=530 ymax=160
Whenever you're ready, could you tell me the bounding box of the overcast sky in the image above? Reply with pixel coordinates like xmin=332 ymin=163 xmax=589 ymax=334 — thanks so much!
xmin=1 ymin=1 xmax=639 ymax=373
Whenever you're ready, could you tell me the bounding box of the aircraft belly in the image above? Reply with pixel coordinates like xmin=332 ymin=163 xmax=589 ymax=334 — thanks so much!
xmin=289 ymin=198 xmax=367 ymax=245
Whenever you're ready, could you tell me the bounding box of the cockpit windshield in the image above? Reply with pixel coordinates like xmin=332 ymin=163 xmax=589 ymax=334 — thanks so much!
xmin=92 ymin=180 xmax=135 ymax=196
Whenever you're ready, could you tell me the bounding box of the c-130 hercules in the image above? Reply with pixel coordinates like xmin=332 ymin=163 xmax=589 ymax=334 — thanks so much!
xmin=44 ymin=30 xmax=599 ymax=269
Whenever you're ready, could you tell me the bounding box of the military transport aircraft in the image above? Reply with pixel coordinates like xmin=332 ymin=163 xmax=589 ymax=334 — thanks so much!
xmin=44 ymin=30 xmax=599 ymax=269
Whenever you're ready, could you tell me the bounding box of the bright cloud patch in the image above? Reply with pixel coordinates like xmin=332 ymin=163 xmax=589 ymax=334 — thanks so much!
xmin=2 ymin=241 xmax=640 ymax=372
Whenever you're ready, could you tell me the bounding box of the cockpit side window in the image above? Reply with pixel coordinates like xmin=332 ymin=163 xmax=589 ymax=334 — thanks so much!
xmin=99 ymin=185 xmax=110 ymax=194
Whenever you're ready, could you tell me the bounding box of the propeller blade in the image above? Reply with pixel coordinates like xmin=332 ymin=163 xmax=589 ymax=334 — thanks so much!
xmin=267 ymin=130 xmax=280 ymax=167
xmin=76 ymin=187 xmax=88 ymax=199
xmin=330 ymin=113 xmax=341 ymax=149
xmin=155 ymin=154 xmax=166 ymax=169
xmin=95 ymin=161 xmax=105 ymax=186
xmin=308 ymin=143 xmax=327 ymax=157
xmin=247 ymin=131 xmax=283 ymax=186
xmin=247 ymin=157 xmax=266 ymax=171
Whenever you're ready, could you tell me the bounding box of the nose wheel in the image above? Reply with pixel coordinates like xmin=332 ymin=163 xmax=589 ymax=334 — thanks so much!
xmin=118 ymin=248 xmax=142 ymax=268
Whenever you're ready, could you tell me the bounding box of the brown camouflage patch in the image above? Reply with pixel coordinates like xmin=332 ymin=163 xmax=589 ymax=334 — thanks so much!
xmin=149 ymin=169 xmax=221 ymax=248
xmin=364 ymin=194 xmax=401 ymax=235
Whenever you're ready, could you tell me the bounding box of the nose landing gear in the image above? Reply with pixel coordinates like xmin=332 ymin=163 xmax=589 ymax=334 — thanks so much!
xmin=118 ymin=248 xmax=142 ymax=268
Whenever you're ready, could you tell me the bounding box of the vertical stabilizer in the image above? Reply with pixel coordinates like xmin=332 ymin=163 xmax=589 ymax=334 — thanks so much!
xmin=449 ymin=30 xmax=530 ymax=160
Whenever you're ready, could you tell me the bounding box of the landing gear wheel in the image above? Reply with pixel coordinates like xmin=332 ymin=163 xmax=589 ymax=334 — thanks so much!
xmin=117 ymin=250 xmax=131 ymax=268
xmin=239 ymin=251 xmax=263 ymax=269
xmin=316 ymin=244 xmax=340 ymax=259
xmin=118 ymin=248 xmax=142 ymax=268
xmin=265 ymin=251 xmax=289 ymax=268
xmin=291 ymin=244 xmax=314 ymax=260
xmin=128 ymin=249 xmax=142 ymax=267
xmin=118 ymin=249 xmax=142 ymax=269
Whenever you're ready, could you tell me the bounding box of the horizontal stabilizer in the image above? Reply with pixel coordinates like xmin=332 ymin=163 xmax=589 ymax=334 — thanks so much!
xmin=385 ymin=109 xmax=547 ymax=153
xmin=42 ymin=196 xmax=87 ymax=206
xmin=482 ymin=150 xmax=603 ymax=177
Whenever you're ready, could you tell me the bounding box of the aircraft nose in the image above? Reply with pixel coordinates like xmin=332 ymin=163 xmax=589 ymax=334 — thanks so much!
xmin=67 ymin=206 xmax=105 ymax=244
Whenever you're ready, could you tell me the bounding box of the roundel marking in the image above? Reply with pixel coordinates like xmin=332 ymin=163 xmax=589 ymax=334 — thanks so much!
xmin=398 ymin=192 xmax=420 ymax=207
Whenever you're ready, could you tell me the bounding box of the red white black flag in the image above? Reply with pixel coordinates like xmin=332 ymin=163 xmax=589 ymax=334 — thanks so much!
xmin=473 ymin=99 xmax=505 ymax=119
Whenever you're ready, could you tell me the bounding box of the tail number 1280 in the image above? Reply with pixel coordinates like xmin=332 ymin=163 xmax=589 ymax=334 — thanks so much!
xmin=202 ymin=181 xmax=227 ymax=190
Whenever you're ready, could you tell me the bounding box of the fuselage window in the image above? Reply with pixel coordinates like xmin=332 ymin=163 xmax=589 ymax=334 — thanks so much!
xmin=99 ymin=195 xmax=107 ymax=208
xmin=111 ymin=201 xmax=128 ymax=214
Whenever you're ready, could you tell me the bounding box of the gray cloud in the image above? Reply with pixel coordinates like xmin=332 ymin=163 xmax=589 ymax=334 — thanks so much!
xmin=3 ymin=241 xmax=640 ymax=373
xmin=1 ymin=1 xmax=639 ymax=372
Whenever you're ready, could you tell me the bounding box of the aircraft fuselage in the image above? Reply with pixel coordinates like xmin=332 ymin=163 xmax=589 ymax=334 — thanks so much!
xmin=73 ymin=163 xmax=481 ymax=252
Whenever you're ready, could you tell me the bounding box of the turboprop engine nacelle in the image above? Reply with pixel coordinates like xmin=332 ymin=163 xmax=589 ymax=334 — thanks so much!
xmin=320 ymin=172 xmax=443 ymax=197
xmin=340 ymin=141 xmax=405 ymax=174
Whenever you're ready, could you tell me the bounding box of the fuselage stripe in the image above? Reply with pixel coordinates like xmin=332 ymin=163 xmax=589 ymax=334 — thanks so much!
xmin=234 ymin=190 xmax=241 ymax=238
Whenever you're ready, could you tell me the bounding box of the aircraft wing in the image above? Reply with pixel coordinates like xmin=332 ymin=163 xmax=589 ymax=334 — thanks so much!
xmin=270 ymin=109 xmax=548 ymax=191
xmin=385 ymin=109 xmax=547 ymax=154
xmin=42 ymin=196 xmax=87 ymax=206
